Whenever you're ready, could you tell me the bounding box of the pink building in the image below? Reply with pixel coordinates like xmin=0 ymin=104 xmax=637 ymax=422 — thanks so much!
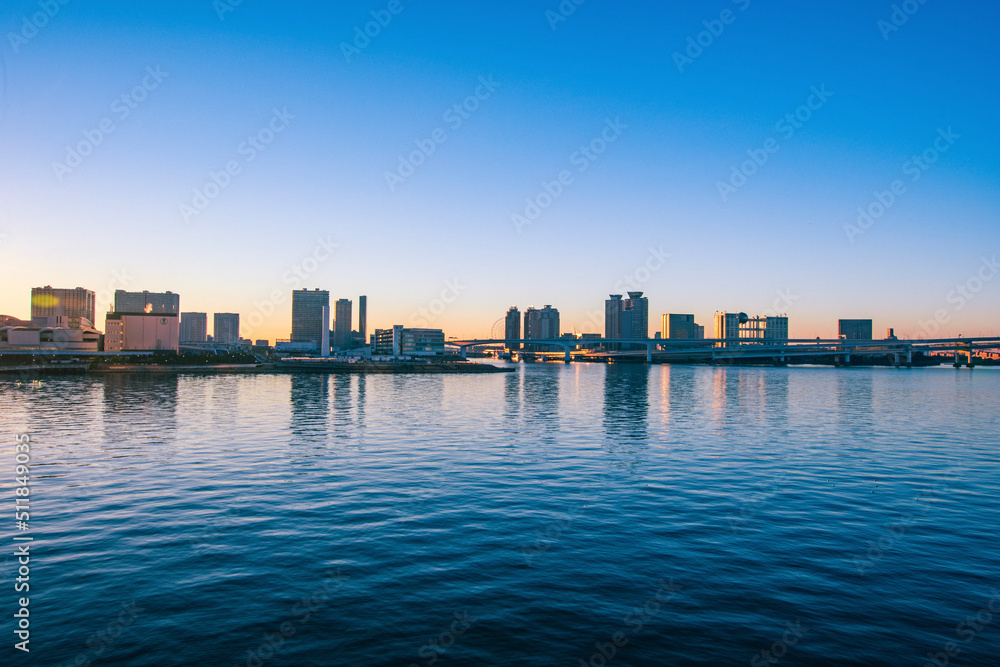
xmin=104 ymin=313 xmax=179 ymax=352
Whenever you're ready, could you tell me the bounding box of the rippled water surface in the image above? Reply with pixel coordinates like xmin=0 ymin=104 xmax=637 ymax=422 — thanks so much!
xmin=2 ymin=364 xmax=999 ymax=666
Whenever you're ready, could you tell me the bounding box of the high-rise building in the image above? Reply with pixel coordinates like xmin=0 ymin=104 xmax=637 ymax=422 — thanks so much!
xmin=113 ymin=290 xmax=179 ymax=315
xmin=524 ymin=305 xmax=560 ymax=351
xmin=662 ymin=314 xmax=704 ymax=339
xmin=358 ymin=295 xmax=367 ymax=343
xmin=213 ymin=313 xmax=240 ymax=344
xmin=334 ymin=298 xmax=352 ymax=349
xmin=605 ymin=295 xmax=623 ymax=340
xmin=180 ymin=312 xmax=208 ymax=342
xmin=504 ymin=306 xmax=521 ymax=351
xmin=624 ymin=291 xmax=649 ymax=340
xmin=291 ymin=289 xmax=330 ymax=345
xmin=30 ymin=286 xmax=96 ymax=325
xmin=839 ymin=319 xmax=873 ymax=340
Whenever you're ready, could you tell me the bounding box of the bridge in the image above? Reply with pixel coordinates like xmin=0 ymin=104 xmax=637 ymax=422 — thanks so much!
xmin=447 ymin=336 xmax=1000 ymax=367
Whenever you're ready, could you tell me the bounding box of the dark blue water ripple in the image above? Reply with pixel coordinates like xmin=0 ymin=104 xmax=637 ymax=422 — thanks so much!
xmin=1 ymin=365 xmax=998 ymax=665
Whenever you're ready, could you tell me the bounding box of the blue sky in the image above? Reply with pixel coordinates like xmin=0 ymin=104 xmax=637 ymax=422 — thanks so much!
xmin=1 ymin=0 xmax=998 ymax=341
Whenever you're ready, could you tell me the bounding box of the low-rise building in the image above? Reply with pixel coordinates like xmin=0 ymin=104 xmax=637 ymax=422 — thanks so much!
xmin=104 ymin=313 xmax=179 ymax=352
xmin=372 ymin=325 xmax=446 ymax=357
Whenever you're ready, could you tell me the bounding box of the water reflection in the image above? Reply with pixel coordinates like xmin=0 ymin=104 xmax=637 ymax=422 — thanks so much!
xmin=289 ymin=374 xmax=330 ymax=448
xmin=98 ymin=374 xmax=179 ymax=484
xmin=602 ymin=363 xmax=650 ymax=452
xmin=836 ymin=370 xmax=874 ymax=435
xmin=522 ymin=366 xmax=560 ymax=445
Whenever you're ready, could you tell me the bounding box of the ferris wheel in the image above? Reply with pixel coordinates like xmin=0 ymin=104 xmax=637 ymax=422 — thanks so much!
xmin=490 ymin=317 xmax=505 ymax=340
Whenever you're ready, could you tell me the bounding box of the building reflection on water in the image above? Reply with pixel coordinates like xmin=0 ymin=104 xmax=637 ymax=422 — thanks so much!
xmin=289 ymin=374 xmax=330 ymax=449
xmin=522 ymin=365 xmax=560 ymax=447
xmin=602 ymin=364 xmax=650 ymax=472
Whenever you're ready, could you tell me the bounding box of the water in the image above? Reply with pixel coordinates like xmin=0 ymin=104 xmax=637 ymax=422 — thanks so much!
xmin=2 ymin=364 xmax=999 ymax=666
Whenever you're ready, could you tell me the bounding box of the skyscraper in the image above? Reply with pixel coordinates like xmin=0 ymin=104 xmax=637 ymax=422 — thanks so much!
xmin=30 ymin=286 xmax=96 ymax=325
xmin=504 ymin=306 xmax=520 ymax=351
xmin=358 ymin=295 xmax=367 ymax=343
xmin=524 ymin=305 xmax=559 ymax=351
xmin=291 ymin=289 xmax=330 ymax=345
xmin=624 ymin=291 xmax=648 ymax=340
xmin=114 ymin=290 xmax=179 ymax=314
xmin=180 ymin=312 xmax=208 ymax=342
xmin=605 ymin=295 xmax=623 ymax=340
xmin=214 ymin=313 xmax=240 ymax=344
xmin=334 ymin=298 xmax=352 ymax=349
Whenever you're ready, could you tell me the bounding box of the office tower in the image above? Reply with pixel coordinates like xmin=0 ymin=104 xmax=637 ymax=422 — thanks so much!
xmin=30 ymin=286 xmax=96 ymax=325
xmin=334 ymin=298 xmax=352 ymax=349
xmin=662 ymin=314 xmax=704 ymax=339
xmin=605 ymin=295 xmax=623 ymax=340
xmin=524 ymin=305 xmax=560 ymax=351
xmin=113 ymin=290 xmax=179 ymax=315
xmin=213 ymin=313 xmax=240 ymax=344
xmin=504 ymin=306 xmax=521 ymax=351
xmin=839 ymin=319 xmax=873 ymax=340
xmin=321 ymin=306 xmax=330 ymax=356
xmin=180 ymin=312 xmax=208 ymax=342
xmin=358 ymin=295 xmax=367 ymax=343
xmin=291 ymin=289 xmax=330 ymax=345
xmin=624 ymin=291 xmax=649 ymax=340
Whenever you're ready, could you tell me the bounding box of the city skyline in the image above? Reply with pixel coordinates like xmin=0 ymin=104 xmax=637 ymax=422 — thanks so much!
xmin=1 ymin=2 xmax=997 ymax=341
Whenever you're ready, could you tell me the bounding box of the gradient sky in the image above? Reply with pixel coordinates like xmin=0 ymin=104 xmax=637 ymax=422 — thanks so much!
xmin=1 ymin=0 xmax=998 ymax=342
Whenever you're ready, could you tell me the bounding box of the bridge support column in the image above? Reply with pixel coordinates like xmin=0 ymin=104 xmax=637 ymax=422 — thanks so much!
xmin=893 ymin=352 xmax=900 ymax=367
xmin=646 ymin=343 xmax=652 ymax=364
xmin=906 ymin=347 xmax=912 ymax=368
xmin=460 ymin=347 xmax=467 ymax=360
xmin=967 ymin=344 xmax=975 ymax=369
xmin=564 ymin=345 xmax=571 ymax=363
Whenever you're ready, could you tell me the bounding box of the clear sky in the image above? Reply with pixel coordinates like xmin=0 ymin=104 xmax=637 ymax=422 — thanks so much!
xmin=1 ymin=0 xmax=998 ymax=341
